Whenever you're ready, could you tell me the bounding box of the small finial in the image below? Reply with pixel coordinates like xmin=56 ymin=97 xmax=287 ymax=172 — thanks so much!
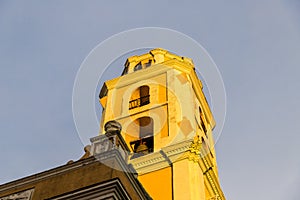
xmin=104 ymin=120 xmax=122 ymax=133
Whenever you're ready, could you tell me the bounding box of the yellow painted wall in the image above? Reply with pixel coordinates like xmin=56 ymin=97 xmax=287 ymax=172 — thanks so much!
xmin=139 ymin=167 xmax=172 ymax=200
xmin=173 ymin=159 xmax=206 ymax=200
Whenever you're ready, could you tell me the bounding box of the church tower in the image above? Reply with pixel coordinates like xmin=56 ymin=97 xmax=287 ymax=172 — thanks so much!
xmin=99 ymin=49 xmax=225 ymax=200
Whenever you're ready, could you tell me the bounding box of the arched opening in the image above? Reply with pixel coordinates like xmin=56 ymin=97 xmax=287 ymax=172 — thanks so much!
xmin=134 ymin=62 xmax=142 ymax=71
xmin=129 ymin=85 xmax=150 ymax=110
xmin=133 ymin=59 xmax=153 ymax=72
xmin=128 ymin=117 xmax=154 ymax=159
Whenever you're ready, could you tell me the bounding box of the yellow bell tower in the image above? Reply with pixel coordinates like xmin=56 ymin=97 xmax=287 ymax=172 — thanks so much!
xmin=99 ymin=48 xmax=225 ymax=200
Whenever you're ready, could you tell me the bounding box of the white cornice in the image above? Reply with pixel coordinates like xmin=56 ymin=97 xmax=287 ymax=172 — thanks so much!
xmin=129 ymin=139 xmax=194 ymax=175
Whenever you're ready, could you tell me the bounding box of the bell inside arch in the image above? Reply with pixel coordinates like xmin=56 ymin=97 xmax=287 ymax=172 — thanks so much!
xmin=135 ymin=142 xmax=149 ymax=155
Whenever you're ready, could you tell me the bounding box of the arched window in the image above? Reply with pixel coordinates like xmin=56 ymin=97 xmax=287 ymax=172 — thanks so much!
xmin=129 ymin=85 xmax=150 ymax=110
xmin=134 ymin=62 xmax=142 ymax=71
xmin=144 ymin=59 xmax=152 ymax=68
xmin=128 ymin=117 xmax=154 ymax=159
xmin=133 ymin=59 xmax=153 ymax=72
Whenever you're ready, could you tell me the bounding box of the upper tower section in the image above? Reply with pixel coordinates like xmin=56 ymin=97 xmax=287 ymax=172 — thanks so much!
xmin=121 ymin=48 xmax=194 ymax=75
xmin=99 ymin=48 xmax=215 ymax=158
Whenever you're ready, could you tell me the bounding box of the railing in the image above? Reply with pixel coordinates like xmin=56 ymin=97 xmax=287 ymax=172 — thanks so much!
xmin=129 ymin=95 xmax=150 ymax=110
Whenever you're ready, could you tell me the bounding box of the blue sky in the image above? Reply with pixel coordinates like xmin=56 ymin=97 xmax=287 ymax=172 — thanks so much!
xmin=1 ymin=1 xmax=300 ymax=199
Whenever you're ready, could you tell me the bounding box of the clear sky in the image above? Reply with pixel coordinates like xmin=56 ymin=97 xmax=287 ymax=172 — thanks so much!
xmin=1 ymin=1 xmax=300 ymax=199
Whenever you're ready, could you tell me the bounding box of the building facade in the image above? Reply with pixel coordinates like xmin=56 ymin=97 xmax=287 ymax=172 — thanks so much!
xmin=0 ymin=122 xmax=152 ymax=200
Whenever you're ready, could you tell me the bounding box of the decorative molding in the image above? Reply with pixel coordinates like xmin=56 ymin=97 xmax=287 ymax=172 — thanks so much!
xmin=129 ymin=139 xmax=193 ymax=174
xmin=90 ymin=121 xmax=130 ymax=161
xmin=0 ymin=188 xmax=34 ymax=200
xmin=90 ymin=135 xmax=111 ymax=155
xmin=49 ymin=179 xmax=130 ymax=200
xmin=130 ymin=137 xmax=213 ymax=174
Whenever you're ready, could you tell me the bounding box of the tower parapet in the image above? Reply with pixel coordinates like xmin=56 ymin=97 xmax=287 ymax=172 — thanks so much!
xmin=122 ymin=48 xmax=194 ymax=76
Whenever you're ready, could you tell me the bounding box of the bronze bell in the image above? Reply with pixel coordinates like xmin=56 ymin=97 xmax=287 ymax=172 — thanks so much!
xmin=135 ymin=142 xmax=149 ymax=154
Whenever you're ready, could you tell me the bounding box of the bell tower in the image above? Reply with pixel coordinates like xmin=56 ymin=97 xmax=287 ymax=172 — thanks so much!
xmin=99 ymin=49 xmax=225 ymax=200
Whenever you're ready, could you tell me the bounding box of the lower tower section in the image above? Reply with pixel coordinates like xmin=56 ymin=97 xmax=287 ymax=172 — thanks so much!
xmin=129 ymin=137 xmax=225 ymax=200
